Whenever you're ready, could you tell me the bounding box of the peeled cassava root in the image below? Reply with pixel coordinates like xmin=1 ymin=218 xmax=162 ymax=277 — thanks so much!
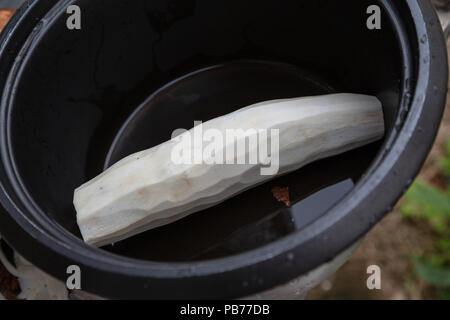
xmin=74 ymin=93 xmax=384 ymax=246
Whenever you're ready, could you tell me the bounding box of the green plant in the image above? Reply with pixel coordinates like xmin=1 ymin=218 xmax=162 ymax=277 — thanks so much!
xmin=401 ymin=140 xmax=450 ymax=299
xmin=439 ymin=140 xmax=450 ymax=177
xmin=402 ymin=179 xmax=450 ymax=233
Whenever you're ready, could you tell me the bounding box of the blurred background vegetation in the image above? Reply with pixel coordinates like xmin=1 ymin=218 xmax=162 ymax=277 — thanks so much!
xmin=308 ymin=43 xmax=450 ymax=299
xmin=402 ymin=143 xmax=450 ymax=299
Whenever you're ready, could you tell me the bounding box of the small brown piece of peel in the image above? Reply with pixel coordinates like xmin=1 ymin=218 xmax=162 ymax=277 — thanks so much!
xmin=271 ymin=186 xmax=291 ymax=207
xmin=0 ymin=9 xmax=15 ymax=33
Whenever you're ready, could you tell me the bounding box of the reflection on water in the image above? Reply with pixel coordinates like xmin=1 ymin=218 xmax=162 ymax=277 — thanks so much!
xmin=187 ymin=179 xmax=354 ymax=260
xmin=291 ymin=179 xmax=354 ymax=230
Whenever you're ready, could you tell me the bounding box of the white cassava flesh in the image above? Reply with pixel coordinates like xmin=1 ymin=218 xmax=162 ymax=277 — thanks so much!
xmin=74 ymin=93 xmax=384 ymax=246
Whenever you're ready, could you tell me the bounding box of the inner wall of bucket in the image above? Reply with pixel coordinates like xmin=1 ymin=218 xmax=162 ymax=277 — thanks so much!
xmin=6 ymin=0 xmax=404 ymax=261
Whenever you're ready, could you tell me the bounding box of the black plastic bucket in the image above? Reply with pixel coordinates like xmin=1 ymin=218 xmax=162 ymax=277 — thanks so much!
xmin=0 ymin=0 xmax=447 ymax=299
